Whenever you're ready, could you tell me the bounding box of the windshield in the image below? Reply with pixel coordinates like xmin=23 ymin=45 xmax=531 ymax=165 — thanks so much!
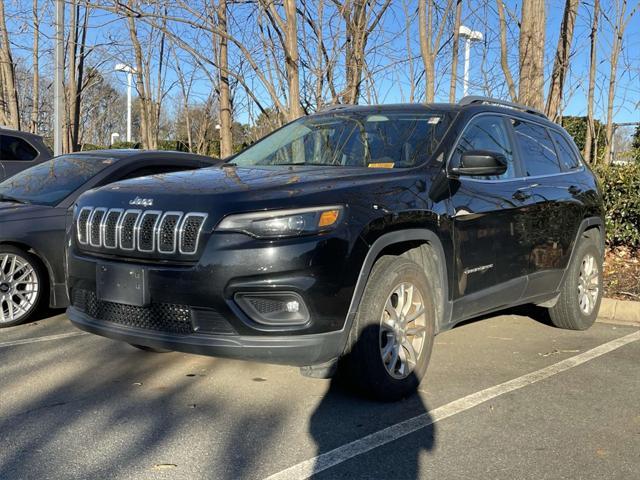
xmin=0 ymin=155 xmax=117 ymax=206
xmin=232 ymin=111 xmax=451 ymax=168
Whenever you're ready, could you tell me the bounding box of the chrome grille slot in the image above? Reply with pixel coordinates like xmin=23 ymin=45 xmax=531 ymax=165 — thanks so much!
xmin=77 ymin=207 xmax=207 ymax=256
xmin=77 ymin=207 xmax=92 ymax=245
xmin=180 ymin=213 xmax=207 ymax=254
xmin=158 ymin=212 xmax=183 ymax=254
xmin=102 ymin=209 xmax=123 ymax=249
xmin=137 ymin=211 xmax=161 ymax=252
xmin=89 ymin=208 xmax=107 ymax=247
xmin=118 ymin=210 xmax=141 ymax=251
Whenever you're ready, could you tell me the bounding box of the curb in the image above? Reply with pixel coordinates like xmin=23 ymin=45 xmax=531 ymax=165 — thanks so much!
xmin=597 ymin=298 xmax=640 ymax=327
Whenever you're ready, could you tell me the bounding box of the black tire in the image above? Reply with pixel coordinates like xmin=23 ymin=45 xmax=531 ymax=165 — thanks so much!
xmin=548 ymin=237 xmax=603 ymax=330
xmin=0 ymin=245 xmax=47 ymax=328
xmin=339 ymin=255 xmax=436 ymax=401
xmin=129 ymin=344 xmax=171 ymax=353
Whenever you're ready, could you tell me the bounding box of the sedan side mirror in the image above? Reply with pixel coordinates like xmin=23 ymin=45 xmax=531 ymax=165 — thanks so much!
xmin=450 ymin=150 xmax=508 ymax=177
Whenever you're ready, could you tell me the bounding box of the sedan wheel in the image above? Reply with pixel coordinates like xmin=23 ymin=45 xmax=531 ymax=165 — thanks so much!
xmin=0 ymin=251 xmax=41 ymax=327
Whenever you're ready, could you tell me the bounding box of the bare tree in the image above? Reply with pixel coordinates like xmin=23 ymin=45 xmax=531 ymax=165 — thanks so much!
xmin=0 ymin=0 xmax=20 ymax=129
xmin=419 ymin=0 xmax=454 ymax=103
xmin=216 ymin=0 xmax=233 ymax=157
xmin=496 ymin=0 xmax=517 ymax=101
xmin=332 ymin=0 xmax=392 ymax=104
xmin=545 ymin=0 xmax=580 ymax=122
xmin=603 ymin=0 xmax=638 ymax=164
xmin=584 ymin=0 xmax=600 ymax=163
xmin=518 ymin=0 xmax=545 ymax=110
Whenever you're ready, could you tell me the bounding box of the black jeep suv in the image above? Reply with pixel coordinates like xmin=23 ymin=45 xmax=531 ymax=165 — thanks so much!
xmin=66 ymin=97 xmax=604 ymax=401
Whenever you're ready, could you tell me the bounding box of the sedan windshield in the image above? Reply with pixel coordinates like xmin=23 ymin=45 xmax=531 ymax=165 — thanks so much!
xmin=232 ymin=111 xmax=451 ymax=168
xmin=0 ymin=155 xmax=117 ymax=206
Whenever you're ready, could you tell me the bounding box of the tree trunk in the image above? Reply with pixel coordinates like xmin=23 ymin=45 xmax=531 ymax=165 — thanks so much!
xmin=449 ymin=0 xmax=462 ymax=102
xmin=217 ymin=0 xmax=233 ymax=157
xmin=0 ymin=0 xmax=20 ymax=129
xmin=545 ymin=0 xmax=580 ymax=122
xmin=283 ymin=0 xmax=302 ymax=119
xmin=583 ymin=0 xmax=599 ymax=163
xmin=518 ymin=0 xmax=545 ymax=110
xmin=496 ymin=0 xmax=517 ymax=101
xmin=418 ymin=0 xmax=435 ymax=102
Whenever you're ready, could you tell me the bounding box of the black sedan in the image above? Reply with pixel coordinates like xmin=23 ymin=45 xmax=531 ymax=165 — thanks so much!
xmin=0 ymin=149 xmax=217 ymax=327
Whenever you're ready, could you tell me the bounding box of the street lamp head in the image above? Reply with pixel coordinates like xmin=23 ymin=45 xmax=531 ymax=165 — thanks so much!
xmin=459 ymin=25 xmax=483 ymax=42
xmin=115 ymin=63 xmax=135 ymax=73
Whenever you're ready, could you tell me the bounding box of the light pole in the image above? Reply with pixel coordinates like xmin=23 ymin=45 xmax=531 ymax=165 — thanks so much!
xmin=458 ymin=25 xmax=483 ymax=98
xmin=110 ymin=132 xmax=120 ymax=146
xmin=115 ymin=63 xmax=136 ymax=143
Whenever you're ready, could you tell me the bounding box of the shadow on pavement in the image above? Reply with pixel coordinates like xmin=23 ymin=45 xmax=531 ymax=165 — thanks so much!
xmin=309 ymin=325 xmax=436 ymax=479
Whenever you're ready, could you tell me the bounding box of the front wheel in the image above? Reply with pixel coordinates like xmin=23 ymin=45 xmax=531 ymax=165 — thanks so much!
xmin=549 ymin=237 xmax=603 ymax=330
xmin=339 ymin=256 xmax=436 ymax=401
xmin=0 ymin=246 xmax=45 ymax=328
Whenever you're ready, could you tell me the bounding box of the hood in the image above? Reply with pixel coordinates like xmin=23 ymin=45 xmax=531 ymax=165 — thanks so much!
xmin=0 ymin=202 xmax=57 ymax=222
xmin=76 ymin=165 xmax=406 ymax=214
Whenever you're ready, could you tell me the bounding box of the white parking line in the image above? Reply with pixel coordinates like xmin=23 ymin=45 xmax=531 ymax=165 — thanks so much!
xmin=0 ymin=331 xmax=89 ymax=348
xmin=264 ymin=330 xmax=640 ymax=480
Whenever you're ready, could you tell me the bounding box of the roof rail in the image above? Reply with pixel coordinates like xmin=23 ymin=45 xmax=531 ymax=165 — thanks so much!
xmin=458 ymin=96 xmax=547 ymax=119
xmin=318 ymin=103 xmax=353 ymax=113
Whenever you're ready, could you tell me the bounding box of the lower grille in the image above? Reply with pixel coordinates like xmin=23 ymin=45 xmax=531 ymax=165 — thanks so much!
xmin=72 ymin=288 xmax=194 ymax=335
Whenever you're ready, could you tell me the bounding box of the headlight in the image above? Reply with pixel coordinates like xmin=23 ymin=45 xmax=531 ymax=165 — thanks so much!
xmin=216 ymin=206 xmax=344 ymax=238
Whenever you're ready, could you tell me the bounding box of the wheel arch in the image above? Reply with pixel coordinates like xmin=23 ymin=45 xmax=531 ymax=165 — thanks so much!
xmin=345 ymin=229 xmax=452 ymax=338
xmin=559 ymin=216 xmax=605 ymax=287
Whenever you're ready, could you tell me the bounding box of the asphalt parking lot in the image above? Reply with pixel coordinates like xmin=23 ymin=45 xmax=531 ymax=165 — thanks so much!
xmin=1 ymin=309 xmax=638 ymax=480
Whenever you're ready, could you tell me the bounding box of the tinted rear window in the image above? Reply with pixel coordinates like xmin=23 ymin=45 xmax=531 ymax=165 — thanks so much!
xmin=550 ymin=130 xmax=581 ymax=170
xmin=0 ymin=135 xmax=38 ymax=161
xmin=512 ymin=120 xmax=562 ymax=176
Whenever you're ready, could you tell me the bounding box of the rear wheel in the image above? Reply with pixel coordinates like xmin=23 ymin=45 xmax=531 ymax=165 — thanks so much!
xmin=0 ymin=246 xmax=45 ymax=328
xmin=340 ymin=256 xmax=436 ymax=401
xmin=549 ymin=237 xmax=603 ymax=330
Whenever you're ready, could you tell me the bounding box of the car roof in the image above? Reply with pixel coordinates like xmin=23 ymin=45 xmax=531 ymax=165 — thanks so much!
xmin=312 ymin=101 xmax=560 ymax=129
xmin=0 ymin=127 xmax=46 ymax=141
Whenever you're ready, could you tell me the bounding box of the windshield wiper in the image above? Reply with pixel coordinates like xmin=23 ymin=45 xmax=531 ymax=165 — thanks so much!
xmin=0 ymin=194 xmax=30 ymax=205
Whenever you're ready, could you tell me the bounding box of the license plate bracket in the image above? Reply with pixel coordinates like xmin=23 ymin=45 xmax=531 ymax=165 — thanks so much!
xmin=96 ymin=263 xmax=149 ymax=307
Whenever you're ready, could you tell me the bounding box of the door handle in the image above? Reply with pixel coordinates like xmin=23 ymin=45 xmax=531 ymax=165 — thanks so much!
xmin=513 ymin=190 xmax=531 ymax=202
xmin=568 ymin=185 xmax=582 ymax=195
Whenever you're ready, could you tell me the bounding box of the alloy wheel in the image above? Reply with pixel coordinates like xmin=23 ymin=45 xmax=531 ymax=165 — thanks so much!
xmin=379 ymin=282 xmax=427 ymax=379
xmin=577 ymin=253 xmax=599 ymax=315
xmin=0 ymin=253 xmax=39 ymax=324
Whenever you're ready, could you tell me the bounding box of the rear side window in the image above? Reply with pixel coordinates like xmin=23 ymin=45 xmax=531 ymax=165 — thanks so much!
xmin=453 ymin=115 xmax=516 ymax=179
xmin=0 ymin=135 xmax=38 ymax=161
xmin=512 ymin=120 xmax=561 ymax=176
xmin=550 ymin=130 xmax=580 ymax=170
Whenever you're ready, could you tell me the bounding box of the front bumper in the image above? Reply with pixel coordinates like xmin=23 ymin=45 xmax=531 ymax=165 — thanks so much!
xmin=68 ymin=307 xmax=346 ymax=366
xmin=66 ymin=231 xmax=365 ymax=366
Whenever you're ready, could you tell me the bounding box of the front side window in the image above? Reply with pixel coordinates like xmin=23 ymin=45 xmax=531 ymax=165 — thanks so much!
xmin=231 ymin=111 xmax=451 ymax=169
xmin=550 ymin=130 xmax=580 ymax=170
xmin=512 ymin=120 xmax=562 ymax=176
xmin=452 ymin=115 xmax=516 ymax=180
xmin=0 ymin=135 xmax=38 ymax=161
xmin=0 ymin=155 xmax=117 ymax=206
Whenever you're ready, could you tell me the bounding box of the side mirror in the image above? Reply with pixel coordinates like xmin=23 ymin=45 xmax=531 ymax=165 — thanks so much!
xmin=450 ymin=150 xmax=508 ymax=177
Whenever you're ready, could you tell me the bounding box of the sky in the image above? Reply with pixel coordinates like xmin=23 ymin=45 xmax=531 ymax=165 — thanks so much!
xmin=4 ymin=0 xmax=640 ymax=128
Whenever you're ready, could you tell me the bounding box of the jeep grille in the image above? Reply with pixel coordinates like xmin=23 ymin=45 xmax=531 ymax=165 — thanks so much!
xmin=77 ymin=207 xmax=207 ymax=256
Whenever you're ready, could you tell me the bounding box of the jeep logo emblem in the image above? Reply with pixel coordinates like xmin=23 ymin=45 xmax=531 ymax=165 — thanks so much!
xmin=129 ymin=197 xmax=154 ymax=207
